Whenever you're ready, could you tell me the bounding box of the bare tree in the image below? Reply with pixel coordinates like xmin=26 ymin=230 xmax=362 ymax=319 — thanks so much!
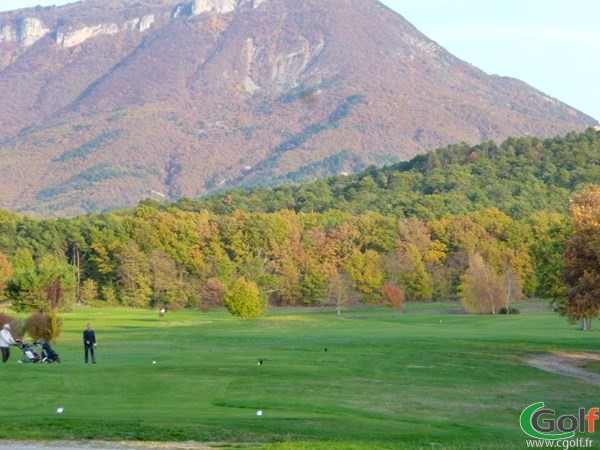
xmin=501 ymin=263 xmax=522 ymax=314
xmin=326 ymin=272 xmax=353 ymax=316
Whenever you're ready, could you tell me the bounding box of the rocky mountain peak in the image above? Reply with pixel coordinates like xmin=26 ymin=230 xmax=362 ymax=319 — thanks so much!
xmin=0 ymin=0 xmax=271 ymax=50
xmin=0 ymin=0 xmax=596 ymax=217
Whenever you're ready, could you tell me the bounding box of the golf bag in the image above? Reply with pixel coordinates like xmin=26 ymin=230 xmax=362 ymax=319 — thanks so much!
xmin=15 ymin=339 xmax=41 ymax=363
xmin=34 ymin=339 xmax=61 ymax=363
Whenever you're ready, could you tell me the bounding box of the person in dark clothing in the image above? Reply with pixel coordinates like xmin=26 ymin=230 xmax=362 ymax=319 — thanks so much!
xmin=83 ymin=323 xmax=96 ymax=364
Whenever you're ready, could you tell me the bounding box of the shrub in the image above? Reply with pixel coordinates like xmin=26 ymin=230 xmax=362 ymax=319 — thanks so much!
xmin=381 ymin=283 xmax=405 ymax=311
xmin=223 ymin=277 xmax=267 ymax=319
xmin=499 ymin=306 xmax=520 ymax=315
xmin=25 ymin=311 xmax=63 ymax=342
xmin=10 ymin=318 xmax=26 ymax=339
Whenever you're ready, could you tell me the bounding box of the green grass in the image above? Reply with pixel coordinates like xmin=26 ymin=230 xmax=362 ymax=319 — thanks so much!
xmin=583 ymin=362 xmax=600 ymax=374
xmin=0 ymin=306 xmax=597 ymax=449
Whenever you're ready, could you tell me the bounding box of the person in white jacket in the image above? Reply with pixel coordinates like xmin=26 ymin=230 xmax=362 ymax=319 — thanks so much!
xmin=0 ymin=323 xmax=16 ymax=363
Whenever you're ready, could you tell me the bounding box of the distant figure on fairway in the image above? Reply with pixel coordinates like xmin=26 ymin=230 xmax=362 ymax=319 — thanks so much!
xmin=159 ymin=307 xmax=166 ymax=318
xmin=0 ymin=324 xmax=16 ymax=363
xmin=83 ymin=323 xmax=96 ymax=364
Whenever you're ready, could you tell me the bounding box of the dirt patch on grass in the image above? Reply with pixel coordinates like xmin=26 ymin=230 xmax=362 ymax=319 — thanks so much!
xmin=525 ymin=351 xmax=600 ymax=386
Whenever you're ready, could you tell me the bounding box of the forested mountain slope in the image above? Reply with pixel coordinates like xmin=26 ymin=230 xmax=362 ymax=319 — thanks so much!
xmin=176 ymin=128 xmax=600 ymax=219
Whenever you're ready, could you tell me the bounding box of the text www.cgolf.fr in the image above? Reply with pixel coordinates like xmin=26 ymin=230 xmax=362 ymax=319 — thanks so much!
xmin=525 ymin=438 xmax=594 ymax=448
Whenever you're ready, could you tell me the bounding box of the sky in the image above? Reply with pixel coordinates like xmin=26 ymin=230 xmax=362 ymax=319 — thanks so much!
xmin=378 ymin=0 xmax=600 ymax=121
xmin=1 ymin=0 xmax=599 ymax=121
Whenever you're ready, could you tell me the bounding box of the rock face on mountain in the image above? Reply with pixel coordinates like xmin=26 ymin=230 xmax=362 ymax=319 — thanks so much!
xmin=0 ymin=0 xmax=596 ymax=216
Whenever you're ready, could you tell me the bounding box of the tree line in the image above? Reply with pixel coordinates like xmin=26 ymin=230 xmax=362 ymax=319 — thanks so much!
xmin=0 ymin=129 xmax=598 ymax=326
xmin=0 ymin=200 xmax=571 ymax=314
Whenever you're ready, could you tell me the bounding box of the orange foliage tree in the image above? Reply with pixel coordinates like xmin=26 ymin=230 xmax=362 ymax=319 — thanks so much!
xmin=561 ymin=185 xmax=600 ymax=330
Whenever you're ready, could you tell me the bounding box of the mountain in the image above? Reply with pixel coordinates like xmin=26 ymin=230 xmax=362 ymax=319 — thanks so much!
xmin=0 ymin=0 xmax=596 ymax=217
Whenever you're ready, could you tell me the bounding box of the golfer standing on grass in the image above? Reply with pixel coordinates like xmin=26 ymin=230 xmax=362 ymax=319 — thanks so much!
xmin=83 ymin=323 xmax=97 ymax=364
xmin=0 ymin=324 xmax=16 ymax=363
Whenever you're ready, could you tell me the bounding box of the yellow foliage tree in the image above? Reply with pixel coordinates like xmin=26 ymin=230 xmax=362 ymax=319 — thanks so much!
xmin=459 ymin=252 xmax=505 ymax=315
xmin=0 ymin=251 xmax=13 ymax=296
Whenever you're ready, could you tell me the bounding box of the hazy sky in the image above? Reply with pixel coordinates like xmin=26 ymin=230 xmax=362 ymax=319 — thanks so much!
xmin=379 ymin=0 xmax=600 ymax=121
xmin=1 ymin=0 xmax=598 ymax=121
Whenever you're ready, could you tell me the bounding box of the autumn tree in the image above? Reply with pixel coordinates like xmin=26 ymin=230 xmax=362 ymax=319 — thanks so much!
xmin=459 ymin=252 xmax=505 ymax=314
xmin=223 ymin=277 xmax=268 ymax=319
xmin=269 ymin=220 xmax=327 ymax=305
xmin=117 ymin=241 xmax=152 ymax=307
xmin=148 ymin=249 xmax=189 ymax=308
xmin=385 ymin=243 xmax=433 ymax=301
xmin=0 ymin=251 xmax=13 ymax=298
xmin=382 ymin=218 xmax=440 ymax=300
xmin=381 ymin=283 xmax=405 ymax=313
xmin=403 ymin=244 xmax=434 ymax=301
xmin=271 ymin=250 xmax=301 ymax=305
xmin=345 ymin=249 xmax=384 ymax=303
xmin=201 ymin=278 xmax=225 ymax=308
xmin=561 ymin=186 xmax=600 ymax=330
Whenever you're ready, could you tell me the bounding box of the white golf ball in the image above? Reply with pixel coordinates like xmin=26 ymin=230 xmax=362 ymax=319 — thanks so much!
xmin=152 ymin=361 xmax=156 ymax=364
xmin=56 ymin=407 xmax=64 ymax=414
xmin=256 ymin=410 xmax=263 ymax=416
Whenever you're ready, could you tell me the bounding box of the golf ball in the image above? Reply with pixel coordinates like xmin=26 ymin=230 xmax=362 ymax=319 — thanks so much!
xmin=256 ymin=410 xmax=263 ymax=416
xmin=152 ymin=361 xmax=156 ymax=364
xmin=56 ymin=407 xmax=64 ymax=414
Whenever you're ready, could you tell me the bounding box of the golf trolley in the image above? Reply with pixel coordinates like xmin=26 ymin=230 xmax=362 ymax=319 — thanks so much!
xmin=15 ymin=339 xmax=41 ymax=363
xmin=15 ymin=339 xmax=61 ymax=363
xmin=34 ymin=339 xmax=61 ymax=363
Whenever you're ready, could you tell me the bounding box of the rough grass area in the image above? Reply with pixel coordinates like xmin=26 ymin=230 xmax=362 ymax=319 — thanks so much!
xmin=0 ymin=305 xmax=597 ymax=449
